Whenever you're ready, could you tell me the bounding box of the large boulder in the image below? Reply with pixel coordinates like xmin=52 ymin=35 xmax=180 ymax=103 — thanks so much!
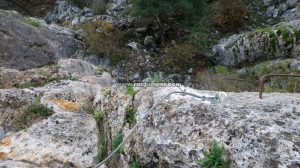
xmin=0 ymin=0 xmax=56 ymax=16
xmin=98 ymin=87 xmax=300 ymax=167
xmin=0 ymin=79 xmax=109 ymax=167
xmin=0 ymin=10 xmax=83 ymax=70
xmin=0 ymin=112 xmax=99 ymax=167
xmin=213 ymin=19 xmax=300 ymax=67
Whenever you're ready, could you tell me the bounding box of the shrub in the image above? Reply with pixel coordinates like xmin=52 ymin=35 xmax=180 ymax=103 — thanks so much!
xmin=22 ymin=17 xmax=41 ymax=27
xmin=98 ymin=134 xmax=107 ymax=161
xmin=124 ymin=106 xmax=137 ymax=126
xmin=163 ymin=43 xmax=198 ymax=73
xmin=131 ymin=0 xmax=204 ymax=42
xmin=198 ymin=139 xmax=229 ymax=168
xmin=76 ymin=20 xmax=129 ymax=65
xmin=215 ymin=66 xmax=229 ymax=75
xmin=125 ymin=85 xmax=138 ymax=97
xmin=212 ymin=0 xmax=247 ymax=31
xmin=130 ymin=155 xmax=143 ymax=168
xmin=131 ymin=0 xmax=204 ymax=26
xmin=112 ymin=132 xmax=124 ymax=154
xmin=93 ymin=108 xmax=104 ymax=122
xmin=14 ymin=97 xmax=54 ymax=130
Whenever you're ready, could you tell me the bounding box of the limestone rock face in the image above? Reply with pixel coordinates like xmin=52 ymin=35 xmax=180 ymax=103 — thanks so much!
xmin=0 ymin=79 xmax=106 ymax=167
xmin=213 ymin=19 xmax=300 ymax=66
xmin=0 ymin=89 xmax=37 ymax=133
xmin=58 ymin=59 xmax=97 ymax=79
xmin=0 ymin=10 xmax=83 ymax=70
xmin=100 ymin=87 xmax=300 ymax=167
xmin=0 ymin=112 xmax=99 ymax=167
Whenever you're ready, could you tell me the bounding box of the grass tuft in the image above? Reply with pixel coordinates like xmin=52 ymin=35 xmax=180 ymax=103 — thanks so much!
xmin=198 ymin=139 xmax=229 ymax=168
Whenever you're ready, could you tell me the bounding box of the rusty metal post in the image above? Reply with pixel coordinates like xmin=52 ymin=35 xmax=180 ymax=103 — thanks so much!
xmin=259 ymin=74 xmax=300 ymax=99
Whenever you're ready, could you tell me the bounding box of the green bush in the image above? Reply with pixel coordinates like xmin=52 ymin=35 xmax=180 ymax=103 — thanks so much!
xmin=22 ymin=17 xmax=41 ymax=27
xmin=163 ymin=43 xmax=198 ymax=73
xmin=93 ymin=108 xmax=104 ymax=122
xmin=14 ymin=97 xmax=54 ymax=130
xmin=124 ymin=106 xmax=137 ymax=126
xmin=98 ymin=134 xmax=107 ymax=161
xmin=112 ymin=132 xmax=125 ymax=154
xmin=130 ymin=155 xmax=143 ymax=168
xmin=212 ymin=0 xmax=247 ymax=31
xmin=125 ymin=85 xmax=138 ymax=97
xmin=75 ymin=20 xmax=129 ymax=65
xmin=215 ymin=66 xmax=229 ymax=75
xmin=198 ymin=139 xmax=229 ymax=168
xmin=131 ymin=0 xmax=204 ymax=26
xmin=131 ymin=0 xmax=204 ymax=42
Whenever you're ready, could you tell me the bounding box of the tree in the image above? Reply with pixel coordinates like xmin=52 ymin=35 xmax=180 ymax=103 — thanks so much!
xmin=131 ymin=0 xmax=204 ymax=42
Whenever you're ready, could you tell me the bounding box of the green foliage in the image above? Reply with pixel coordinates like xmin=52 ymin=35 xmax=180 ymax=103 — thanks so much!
xmin=277 ymin=26 xmax=294 ymax=45
xmin=112 ymin=132 xmax=124 ymax=154
xmin=131 ymin=0 xmax=204 ymax=28
xmin=15 ymin=97 xmax=54 ymax=130
xmin=98 ymin=134 xmax=107 ymax=161
xmin=125 ymin=85 xmax=138 ymax=97
xmin=14 ymin=82 xmax=36 ymax=89
xmin=130 ymin=155 xmax=143 ymax=168
xmin=258 ymin=28 xmax=276 ymax=52
xmin=70 ymin=76 xmax=80 ymax=81
xmin=124 ymin=106 xmax=137 ymax=126
xmin=151 ymin=72 xmax=166 ymax=83
xmin=215 ymin=66 xmax=229 ymax=75
xmin=22 ymin=17 xmax=41 ymax=27
xmin=198 ymin=140 xmax=228 ymax=168
xmin=212 ymin=0 xmax=247 ymax=31
xmin=164 ymin=43 xmax=198 ymax=73
xmin=75 ymin=20 xmax=129 ymax=65
xmin=93 ymin=108 xmax=104 ymax=122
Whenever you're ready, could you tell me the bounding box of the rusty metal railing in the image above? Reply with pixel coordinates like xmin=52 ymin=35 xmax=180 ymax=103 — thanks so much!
xmin=259 ymin=74 xmax=300 ymax=99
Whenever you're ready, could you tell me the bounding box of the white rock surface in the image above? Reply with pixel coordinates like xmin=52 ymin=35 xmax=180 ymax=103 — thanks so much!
xmin=100 ymin=87 xmax=300 ymax=167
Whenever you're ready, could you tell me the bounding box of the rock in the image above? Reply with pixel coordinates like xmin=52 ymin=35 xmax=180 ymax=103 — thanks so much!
xmin=0 ymin=10 xmax=83 ymax=71
xmin=263 ymin=0 xmax=271 ymax=6
xmin=144 ymin=36 xmax=157 ymax=51
xmin=0 ymin=89 xmax=37 ymax=132
xmin=287 ymin=0 xmax=299 ymax=8
xmin=0 ymin=112 xmax=99 ymax=167
xmin=58 ymin=59 xmax=97 ymax=79
xmin=273 ymin=8 xmax=279 ymax=18
xmin=99 ymin=87 xmax=300 ymax=167
xmin=0 ymin=160 xmax=36 ymax=168
xmin=282 ymin=7 xmax=300 ymax=21
xmin=83 ymin=7 xmax=92 ymax=14
xmin=266 ymin=6 xmax=275 ymax=17
xmin=127 ymin=42 xmax=139 ymax=51
xmin=213 ymin=19 xmax=300 ymax=66
xmin=278 ymin=3 xmax=288 ymax=15
xmin=45 ymin=1 xmax=81 ymax=24
xmin=0 ymin=127 xmax=4 ymax=140
xmin=290 ymin=59 xmax=300 ymax=71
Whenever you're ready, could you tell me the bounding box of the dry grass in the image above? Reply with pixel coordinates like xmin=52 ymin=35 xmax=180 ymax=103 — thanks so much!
xmin=50 ymin=98 xmax=83 ymax=111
